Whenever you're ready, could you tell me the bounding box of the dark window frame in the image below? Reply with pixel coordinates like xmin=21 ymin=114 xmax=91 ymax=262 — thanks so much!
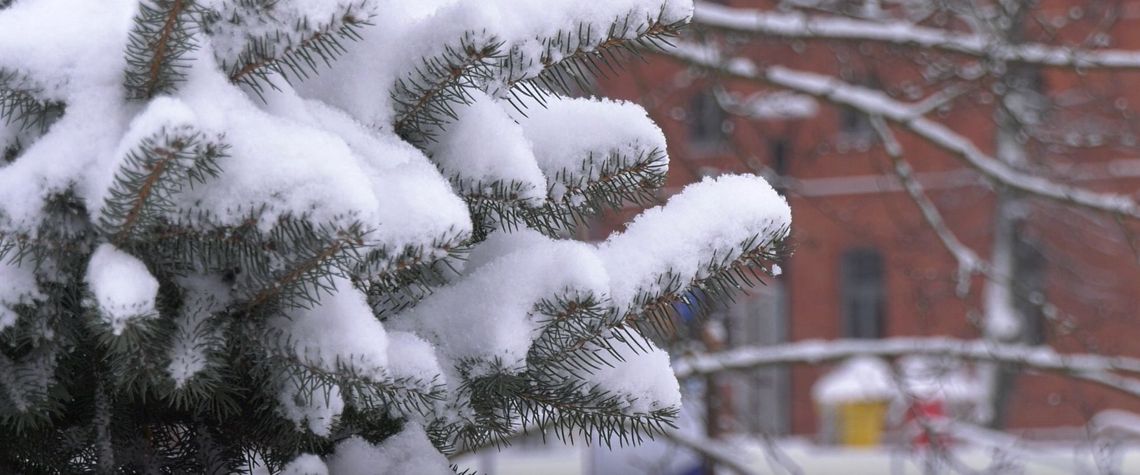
xmin=1013 ymin=226 xmax=1047 ymax=345
xmin=687 ymin=88 xmax=728 ymax=152
xmin=840 ymin=248 xmax=886 ymax=339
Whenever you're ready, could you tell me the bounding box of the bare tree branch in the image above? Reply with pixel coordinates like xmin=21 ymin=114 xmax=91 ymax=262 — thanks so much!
xmin=673 ymin=337 xmax=1140 ymax=383
xmin=694 ymin=2 xmax=1140 ymax=70
xmin=663 ymin=43 xmax=1140 ymax=220
xmin=869 ymin=115 xmax=986 ymax=292
xmin=663 ymin=430 xmax=764 ymax=475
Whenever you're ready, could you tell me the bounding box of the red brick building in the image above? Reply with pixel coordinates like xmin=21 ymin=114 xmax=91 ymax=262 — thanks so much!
xmin=596 ymin=0 xmax=1140 ymax=438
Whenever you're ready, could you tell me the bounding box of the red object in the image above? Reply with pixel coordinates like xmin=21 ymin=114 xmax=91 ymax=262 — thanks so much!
xmin=905 ymin=400 xmax=949 ymax=448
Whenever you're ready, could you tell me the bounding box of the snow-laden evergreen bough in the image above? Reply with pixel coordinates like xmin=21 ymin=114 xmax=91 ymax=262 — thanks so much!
xmin=0 ymin=0 xmax=790 ymax=472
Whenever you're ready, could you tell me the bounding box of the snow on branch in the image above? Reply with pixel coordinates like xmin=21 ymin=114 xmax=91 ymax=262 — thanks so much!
xmin=0 ymin=68 xmax=62 ymax=132
xmin=389 ymin=0 xmax=692 ymax=142
xmin=694 ymin=2 xmax=1140 ymax=70
xmin=663 ymin=430 xmax=763 ymax=475
xmin=665 ymin=43 xmax=1140 ymax=220
xmin=427 ymin=90 xmax=547 ymax=207
xmin=600 ymin=174 xmax=789 ymax=330
xmin=95 ymin=108 xmax=226 ymax=244
xmin=206 ymin=0 xmax=377 ymax=95
xmin=673 ymin=337 xmax=1140 ymax=396
xmin=84 ymin=243 xmax=160 ymax=335
xmin=1091 ymin=409 xmax=1140 ymax=439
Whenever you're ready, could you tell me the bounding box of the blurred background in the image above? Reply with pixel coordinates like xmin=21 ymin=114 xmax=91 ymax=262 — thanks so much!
xmin=457 ymin=0 xmax=1140 ymax=473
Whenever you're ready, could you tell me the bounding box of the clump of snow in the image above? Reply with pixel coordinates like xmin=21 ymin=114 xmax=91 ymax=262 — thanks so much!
xmin=277 ymin=379 xmax=344 ymax=437
xmin=0 ymin=0 xmax=135 ymax=226
xmin=429 ymin=91 xmax=546 ymax=204
xmin=326 ymin=424 xmax=451 ymax=475
xmin=268 ymin=279 xmax=389 ymax=381
xmin=170 ymin=59 xmax=386 ymax=232
xmin=388 ymin=230 xmax=609 ymax=373
xmin=299 ymin=98 xmax=472 ymax=254
xmin=84 ymin=243 xmax=160 ymax=335
xmin=581 ymin=330 xmax=681 ymax=413
xmin=279 ymin=453 xmax=328 ymax=475
xmin=813 ymin=356 xmax=898 ymax=404
xmin=459 ymin=228 xmax=551 ymax=274
xmin=150 ymin=58 xmax=474 ymax=251
xmin=0 ymin=0 xmax=133 ymax=102
xmin=599 ymin=174 xmax=790 ymax=310
xmin=166 ymin=274 xmax=232 ymax=388
xmin=385 ymin=331 xmax=445 ymax=391
xmin=265 ymin=280 xmax=388 ymax=435
xmin=0 ymin=259 xmax=41 ymax=330
xmin=510 ymin=95 xmax=668 ymax=201
xmin=166 ymin=310 xmax=211 ymax=389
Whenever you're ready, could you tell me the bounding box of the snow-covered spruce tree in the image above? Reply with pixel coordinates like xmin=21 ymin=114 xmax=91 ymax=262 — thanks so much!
xmin=0 ymin=0 xmax=790 ymax=473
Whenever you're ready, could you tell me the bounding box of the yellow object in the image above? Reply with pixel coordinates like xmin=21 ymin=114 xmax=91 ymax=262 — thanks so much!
xmin=837 ymin=401 xmax=888 ymax=446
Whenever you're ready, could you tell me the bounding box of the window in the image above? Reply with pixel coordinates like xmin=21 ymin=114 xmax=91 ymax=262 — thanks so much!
xmin=688 ymin=89 xmax=727 ymax=151
xmin=770 ymin=138 xmax=789 ymax=176
xmin=1013 ymin=229 xmax=1047 ymax=344
xmin=837 ymin=75 xmax=879 ymax=144
xmin=724 ymin=283 xmax=790 ymax=435
xmin=838 ymin=104 xmax=873 ymax=139
xmin=841 ymin=249 xmax=885 ymax=339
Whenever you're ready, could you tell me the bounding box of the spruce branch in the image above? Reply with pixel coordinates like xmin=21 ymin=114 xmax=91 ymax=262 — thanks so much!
xmin=453 ymin=363 xmax=677 ymax=451
xmin=141 ymin=210 xmax=268 ymax=278
xmin=500 ymin=12 xmax=685 ymax=106
xmin=542 ymin=148 xmax=668 ymax=227
xmin=0 ymin=68 xmax=64 ymax=132
xmin=460 ymin=179 xmax=550 ymax=240
xmin=361 ymin=235 xmax=469 ymax=318
xmin=164 ymin=296 xmax=239 ymax=417
xmin=240 ymin=219 xmax=368 ymax=311
xmin=527 ymin=293 xmax=631 ymax=379
xmin=258 ymin=343 xmax=443 ymax=423
xmin=97 ymin=126 xmax=227 ymax=246
xmin=123 ymin=0 xmax=201 ymax=100
xmin=462 ymin=149 xmax=668 ymax=240
xmin=1 ymin=191 xmax=95 ymax=270
xmin=396 ymin=11 xmax=684 ymax=141
xmin=623 ymin=231 xmax=790 ymax=338
xmin=0 ymin=343 xmax=62 ymax=424
xmin=393 ymin=33 xmax=503 ymax=143
xmin=91 ymin=314 xmax=169 ymax=398
xmin=2 ymin=136 xmax=21 ymax=164
xmin=209 ymin=2 xmax=373 ymax=97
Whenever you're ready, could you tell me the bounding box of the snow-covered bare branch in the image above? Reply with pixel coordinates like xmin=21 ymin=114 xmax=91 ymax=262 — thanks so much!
xmin=694 ymin=2 xmax=1140 ymax=70
xmin=664 ymin=43 xmax=1140 ymax=220
xmin=674 ymin=337 xmax=1140 ymax=385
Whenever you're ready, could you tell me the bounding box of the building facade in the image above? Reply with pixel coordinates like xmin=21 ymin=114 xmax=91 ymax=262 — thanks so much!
xmin=595 ymin=0 xmax=1140 ymax=438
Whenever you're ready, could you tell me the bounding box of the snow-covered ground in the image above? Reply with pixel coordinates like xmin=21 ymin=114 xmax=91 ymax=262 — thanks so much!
xmin=455 ymin=436 xmax=1140 ymax=475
